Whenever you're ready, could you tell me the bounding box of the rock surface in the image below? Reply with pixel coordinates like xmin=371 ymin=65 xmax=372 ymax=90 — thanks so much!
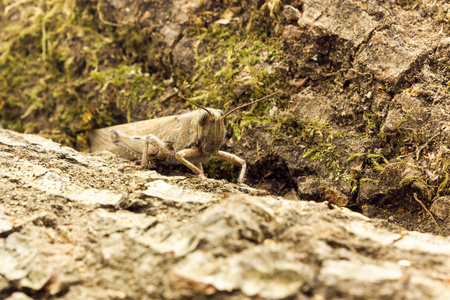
xmin=2 ymin=0 xmax=450 ymax=236
xmin=1 ymin=128 xmax=450 ymax=299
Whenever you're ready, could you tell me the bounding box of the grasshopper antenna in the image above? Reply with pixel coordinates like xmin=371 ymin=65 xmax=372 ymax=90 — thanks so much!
xmin=178 ymin=93 xmax=214 ymax=119
xmin=221 ymin=90 xmax=283 ymax=119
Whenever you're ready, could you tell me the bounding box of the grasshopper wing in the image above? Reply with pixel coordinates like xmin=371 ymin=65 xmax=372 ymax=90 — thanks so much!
xmin=89 ymin=115 xmax=182 ymax=160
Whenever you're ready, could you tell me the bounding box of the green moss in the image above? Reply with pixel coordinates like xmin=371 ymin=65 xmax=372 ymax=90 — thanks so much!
xmin=400 ymin=176 xmax=426 ymax=185
xmin=364 ymin=112 xmax=376 ymax=130
xmin=360 ymin=178 xmax=381 ymax=185
xmin=0 ymin=0 xmax=165 ymax=150
xmin=437 ymin=170 xmax=449 ymax=197
xmin=182 ymin=22 xmax=286 ymax=137
xmin=1 ymin=0 xmax=286 ymax=153
xmin=90 ymin=65 xmax=160 ymax=123
xmin=273 ymin=113 xmax=352 ymax=181
xmin=348 ymin=153 xmax=389 ymax=171
xmin=273 ymin=114 xmax=348 ymax=145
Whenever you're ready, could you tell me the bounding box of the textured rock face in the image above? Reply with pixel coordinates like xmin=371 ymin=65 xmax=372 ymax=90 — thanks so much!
xmin=272 ymin=0 xmax=450 ymax=235
xmin=2 ymin=0 xmax=450 ymax=236
xmin=2 ymin=0 xmax=450 ymax=297
xmin=1 ymin=129 xmax=450 ymax=299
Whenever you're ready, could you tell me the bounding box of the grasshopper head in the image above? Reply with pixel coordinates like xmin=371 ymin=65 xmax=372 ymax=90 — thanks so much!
xmin=196 ymin=109 xmax=226 ymax=152
xmin=180 ymin=90 xmax=282 ymax=153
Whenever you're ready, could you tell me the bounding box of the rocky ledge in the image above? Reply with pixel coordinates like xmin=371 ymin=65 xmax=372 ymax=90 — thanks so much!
xmin=0 ymin=128 xmax=449 ymax=299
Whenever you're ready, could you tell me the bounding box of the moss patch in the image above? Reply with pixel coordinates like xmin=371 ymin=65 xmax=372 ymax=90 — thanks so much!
xmin=0 ymin=0 xmax=167 ymax=150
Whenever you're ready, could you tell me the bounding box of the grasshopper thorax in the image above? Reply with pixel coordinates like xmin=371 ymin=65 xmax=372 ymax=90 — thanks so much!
xmin=195 ymin=109 xmax=226 ymax=152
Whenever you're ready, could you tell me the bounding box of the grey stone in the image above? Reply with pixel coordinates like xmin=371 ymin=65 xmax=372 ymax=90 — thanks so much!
xmin=430 ymin=196 xmax=450 ymax=220
xmin=141 ymin=180 xmax=217 ymax=204
xmin=5 ymin=292 xmax=34 ymax=300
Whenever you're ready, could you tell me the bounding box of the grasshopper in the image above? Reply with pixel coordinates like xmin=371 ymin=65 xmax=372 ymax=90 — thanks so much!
xmin=89 ymin=91 xmax=282 ymax=184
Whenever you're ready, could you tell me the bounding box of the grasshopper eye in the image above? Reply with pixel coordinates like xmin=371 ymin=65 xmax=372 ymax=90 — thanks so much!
xmin=199 ymin=112 xmax=209 ymax=127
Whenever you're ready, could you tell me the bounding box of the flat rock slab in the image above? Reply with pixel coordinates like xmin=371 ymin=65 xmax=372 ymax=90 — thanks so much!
xmin=297 ymin=0 xmax=444 ymax=83
xmin=1 ymin=128 xmax=450 ymax=299
xmin=141 ymin=180 xmax=218 ymax=204
xmin=299 ymin=0 xmax=379 ymax=46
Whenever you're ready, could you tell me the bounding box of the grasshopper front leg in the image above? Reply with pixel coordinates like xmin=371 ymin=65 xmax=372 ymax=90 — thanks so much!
xmin=141 ymin=135 xmax=206 ymax=178
xmin=214 ymin=151 xmax=247 ymax=184
xmin=175 ymin=149 xmax=247 ymax=184
xmin=174 ymin=149 xmax=208 ymax=180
